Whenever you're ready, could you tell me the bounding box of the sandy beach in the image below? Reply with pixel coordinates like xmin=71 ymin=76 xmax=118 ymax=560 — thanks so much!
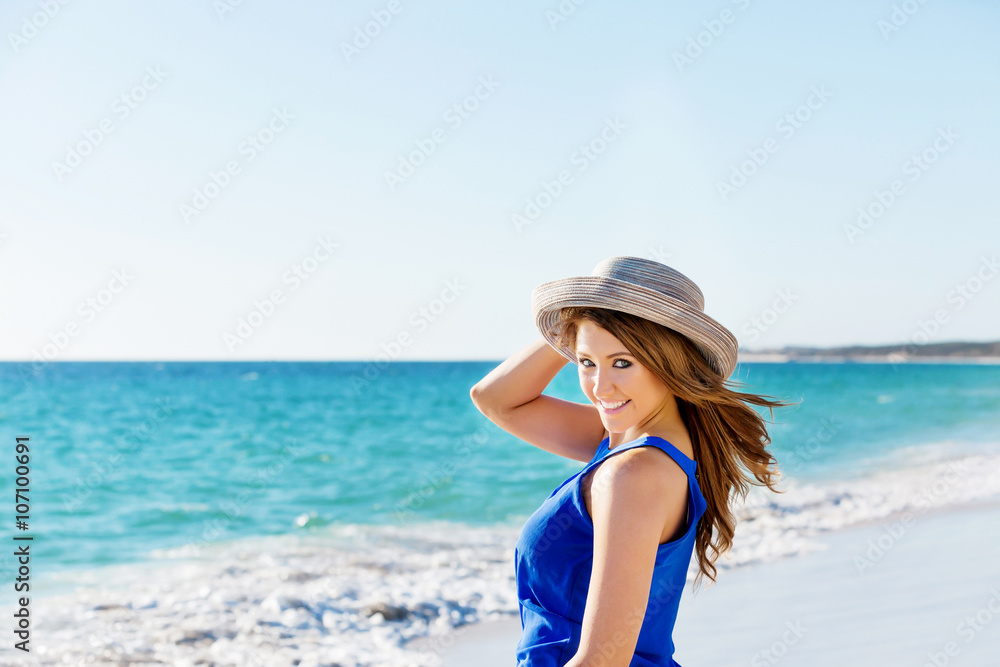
xmin=439 ymin=500 xmax=1000 ymax=666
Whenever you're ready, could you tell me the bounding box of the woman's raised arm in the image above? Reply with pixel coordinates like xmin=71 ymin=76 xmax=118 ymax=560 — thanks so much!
xmin=470 ymin=337 xmax=606 ymax=462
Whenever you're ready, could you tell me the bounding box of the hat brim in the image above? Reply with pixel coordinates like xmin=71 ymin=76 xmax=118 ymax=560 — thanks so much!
xmin=531 ymin=276 xmax=739 ymax=379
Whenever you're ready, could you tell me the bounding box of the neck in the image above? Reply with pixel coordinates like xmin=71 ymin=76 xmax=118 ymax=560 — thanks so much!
xmin=608 ymin=395 xmax=688 ymax=448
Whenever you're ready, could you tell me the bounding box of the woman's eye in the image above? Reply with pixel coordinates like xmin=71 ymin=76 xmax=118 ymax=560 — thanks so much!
xmin=580 ymin=359 xmax=630 ymax=368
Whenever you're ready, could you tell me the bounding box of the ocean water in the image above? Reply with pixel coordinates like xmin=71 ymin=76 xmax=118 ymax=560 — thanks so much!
xmin=1 ymin=360 xmax=999 ymax=666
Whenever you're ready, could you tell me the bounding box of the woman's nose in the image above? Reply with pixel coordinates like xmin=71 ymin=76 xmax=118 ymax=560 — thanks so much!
xmin=592 ymin=369 xmax=616 ymax=397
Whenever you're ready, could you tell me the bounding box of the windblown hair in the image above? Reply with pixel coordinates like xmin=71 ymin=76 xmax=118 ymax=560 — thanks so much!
xmin=552 ymin=306 xmax=798 ymax=587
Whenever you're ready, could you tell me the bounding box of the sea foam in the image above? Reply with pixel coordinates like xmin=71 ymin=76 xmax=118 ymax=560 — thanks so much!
xmin=10 ymin=450 xmax=999 ymax=666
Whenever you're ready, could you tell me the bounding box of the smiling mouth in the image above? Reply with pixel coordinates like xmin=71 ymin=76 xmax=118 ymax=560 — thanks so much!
xmin=599 ymin=399 xmax=630 ymax=413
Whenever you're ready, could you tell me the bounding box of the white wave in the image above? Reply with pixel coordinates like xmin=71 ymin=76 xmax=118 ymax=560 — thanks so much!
xmin=19 ymin=524 xmax=521 ymax=667
xmin=724 ymin=450 xmax=1000 ymax=570
xmin=13 ymin=451 xmax=1000 ymax=666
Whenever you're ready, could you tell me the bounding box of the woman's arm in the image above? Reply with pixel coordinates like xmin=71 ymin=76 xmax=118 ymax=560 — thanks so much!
xmin=563 ymin=448 xmax=689 ymax=666
xmin=470 ymin=337 xmax=605 ymax=462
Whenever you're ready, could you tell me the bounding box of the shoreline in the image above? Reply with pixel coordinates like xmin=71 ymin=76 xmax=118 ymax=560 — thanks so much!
xmin=737 ymin=354 xmax=1000 ymax=364
xmin=7 ymin=475 xmax=998 ymax=665
xmin=438 ymin=498 xmax=1000 ymax=666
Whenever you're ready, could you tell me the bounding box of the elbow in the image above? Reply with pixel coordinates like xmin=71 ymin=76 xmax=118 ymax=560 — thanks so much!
xmin=469 ymin=384 xmax=489 ymax=414
xmin=469 ymin=383 xmax=505 ymax=420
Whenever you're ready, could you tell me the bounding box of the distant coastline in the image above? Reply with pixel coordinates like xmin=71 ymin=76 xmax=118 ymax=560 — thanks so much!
xmin=738 ymin=340 xmax=1000 ymax=364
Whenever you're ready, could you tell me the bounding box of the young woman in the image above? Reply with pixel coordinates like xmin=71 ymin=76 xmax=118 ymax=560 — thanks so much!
xmin=470 ymin=256 xmax=793 ymax=666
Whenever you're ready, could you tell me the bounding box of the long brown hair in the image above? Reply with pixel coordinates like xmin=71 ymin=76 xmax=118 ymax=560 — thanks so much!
xmin=552 ymin=306 xmax=797 ymax=586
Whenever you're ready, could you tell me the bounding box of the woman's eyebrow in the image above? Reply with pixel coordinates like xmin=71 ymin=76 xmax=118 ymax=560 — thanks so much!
xmin=577 ymin=350 xmax=632 ymax=358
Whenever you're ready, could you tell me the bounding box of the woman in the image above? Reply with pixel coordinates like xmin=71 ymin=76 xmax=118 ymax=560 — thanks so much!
xmin=470 ymin=256 xmax=794 ymax=666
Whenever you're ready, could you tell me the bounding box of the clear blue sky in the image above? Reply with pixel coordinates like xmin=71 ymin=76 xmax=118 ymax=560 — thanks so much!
xmin=1 ymin=0 xmax=998 ymax=361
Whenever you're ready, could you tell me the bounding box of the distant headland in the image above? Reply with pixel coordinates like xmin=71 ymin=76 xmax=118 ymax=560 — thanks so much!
xmin=738 ymin=340 xmax=1000 ymax=364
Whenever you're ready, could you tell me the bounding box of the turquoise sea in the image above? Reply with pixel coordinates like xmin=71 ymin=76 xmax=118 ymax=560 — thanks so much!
xmin=1 ymin=360 xmax=999 ymax=665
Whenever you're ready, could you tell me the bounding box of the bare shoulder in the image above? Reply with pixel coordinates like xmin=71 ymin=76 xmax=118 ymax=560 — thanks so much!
xmin=594 ymin=446 xmax=688 ymax=491
xmin=586 ymin=448 xmax=688 ymax=521
xmin=586 ymin=447 xmax=691 ymax=546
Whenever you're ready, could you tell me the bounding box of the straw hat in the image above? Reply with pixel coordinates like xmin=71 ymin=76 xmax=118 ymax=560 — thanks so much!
xmin=531 ymin=256 xmax=739 ymax=379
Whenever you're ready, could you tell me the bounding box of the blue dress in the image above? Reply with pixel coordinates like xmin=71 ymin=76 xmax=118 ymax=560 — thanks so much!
xmin=514 ymin=435 xmax=707 ymax=666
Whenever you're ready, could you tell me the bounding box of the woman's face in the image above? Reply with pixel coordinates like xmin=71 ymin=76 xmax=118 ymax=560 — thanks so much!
xmin=574 ymin=320 xmax=672 ymax=434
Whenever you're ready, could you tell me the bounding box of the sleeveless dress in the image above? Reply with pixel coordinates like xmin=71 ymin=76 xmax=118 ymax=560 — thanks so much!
xmin=514 ymin=435 xmax=707 ymax=666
